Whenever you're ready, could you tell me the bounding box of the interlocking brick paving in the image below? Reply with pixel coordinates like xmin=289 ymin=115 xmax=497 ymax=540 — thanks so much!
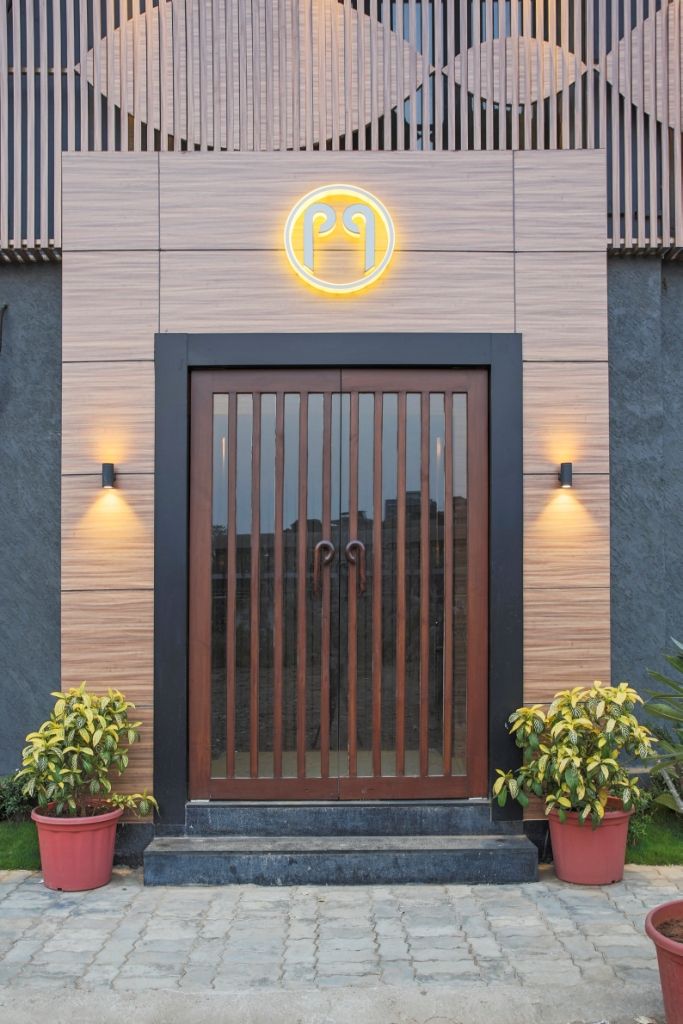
xmin=0 ymin=863 xmax=678 ymax=1021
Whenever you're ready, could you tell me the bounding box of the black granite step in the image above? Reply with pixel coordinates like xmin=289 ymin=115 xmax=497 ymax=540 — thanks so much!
xmin=184 ymin=800 xmax=520 ymax=838
xmin=143 ymin=834 xmax=538 ymax=886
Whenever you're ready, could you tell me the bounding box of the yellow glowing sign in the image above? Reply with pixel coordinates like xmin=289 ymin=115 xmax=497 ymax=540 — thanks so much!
xmin=284 ymin=184 xmax=396 ymax=295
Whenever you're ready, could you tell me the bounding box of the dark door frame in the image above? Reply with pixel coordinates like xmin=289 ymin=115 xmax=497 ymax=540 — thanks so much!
xmin=154 ymin=332 xmax=523 ymax=830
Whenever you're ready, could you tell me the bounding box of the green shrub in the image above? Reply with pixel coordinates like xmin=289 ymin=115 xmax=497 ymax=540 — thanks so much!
xmin=0 ymin=774 xmax=33 ymax=822
xmin=494 ymin=682 xmax=655 ymax=826
xmin=16 ymin=683 xmax=157 ymax=818
xmin=646 ymin=638 xmax=683 ymax=814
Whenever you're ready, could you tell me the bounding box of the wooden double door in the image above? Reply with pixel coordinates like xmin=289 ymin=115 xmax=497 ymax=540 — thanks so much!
xmin=189 ymin=367 xmax=488 ymax=800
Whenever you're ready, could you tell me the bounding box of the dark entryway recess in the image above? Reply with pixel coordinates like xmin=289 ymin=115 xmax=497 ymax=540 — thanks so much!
xmin=154 ymin=334 xmax=522 ymax=829
xmin=189 ymin=368 xmax=488 ymax=800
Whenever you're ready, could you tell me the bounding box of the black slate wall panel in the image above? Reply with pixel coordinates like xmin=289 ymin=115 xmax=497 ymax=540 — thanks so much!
xmin=0 ymin=264 xmax=61 ymax=774
xmin=608 ymin=258 xmax=683 ymax=690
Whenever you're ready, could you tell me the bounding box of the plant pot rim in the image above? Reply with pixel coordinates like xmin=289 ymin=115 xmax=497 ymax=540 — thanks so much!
xmin=31 ymin=805 xmax=124 ymax=826
xmin=645 ymin=899 xmax=683 ymax=955
xmin=548 ymin=803 xmax=633 ymax=825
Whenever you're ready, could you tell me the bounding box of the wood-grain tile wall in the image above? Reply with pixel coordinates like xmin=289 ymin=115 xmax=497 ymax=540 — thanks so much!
xmin=61 ymin=150 xmax=610 ymax=804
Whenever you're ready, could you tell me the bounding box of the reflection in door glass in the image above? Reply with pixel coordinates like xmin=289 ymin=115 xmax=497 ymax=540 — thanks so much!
xmin=258 ymin=395 xmax=276 ymax=780
xmin=381 ymin=394 xmax=398 ymax=776
xmin=336 ymin=393 xmax=349 ymax=777
xmin=234 ymin=394 xmax=253 ymax=777
xmin=452 ymin=394 xmax=468 ymax=775
xmin=354 ymin=393 xmax=375 ymax=777
xmin=282 ymin=394 xmax=300 ymax=778
xmin=404 ymin=394 xmax=421 ymax=775
xmin=211 ymin=394 xmax=229 ymax=778
xmin=428 ymin=394 xmax=445 ymax=775
xmin=305 ymin=394 xmax=325 ymax=778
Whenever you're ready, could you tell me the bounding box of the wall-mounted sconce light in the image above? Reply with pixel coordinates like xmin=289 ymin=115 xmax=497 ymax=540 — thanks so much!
xmin=102 ymin=463 xmax=116 ymax=489
xmin=558 ymin=462 xmax=573 ymax=489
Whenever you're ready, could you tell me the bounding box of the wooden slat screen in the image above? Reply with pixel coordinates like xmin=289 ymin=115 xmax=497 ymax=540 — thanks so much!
xmin=2 ymin=0 xmax=683 ymax=259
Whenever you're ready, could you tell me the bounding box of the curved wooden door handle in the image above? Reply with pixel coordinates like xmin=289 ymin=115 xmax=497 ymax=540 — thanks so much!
xmin=313 ymin=539 xmax=336 ymax=596
xmin=344 ymin=539 xmax=367 ymax=594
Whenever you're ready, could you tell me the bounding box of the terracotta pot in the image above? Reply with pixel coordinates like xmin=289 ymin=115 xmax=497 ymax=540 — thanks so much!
xmin=32 ymin=806 xmax=123 ymax=891
xmin=548 ymin=803 xmax=633 ymax=885
xmin=645 ymin=900 xmax=683 ymax=1024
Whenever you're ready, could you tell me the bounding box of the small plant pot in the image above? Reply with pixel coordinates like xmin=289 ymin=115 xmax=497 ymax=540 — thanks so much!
xmin=31 ymin=806 xmax=123 ymax=891
xmin=548 ymin=803 xmax=633 ymax=885
xmin=645 ymin=900 xmax=683 ymax=1024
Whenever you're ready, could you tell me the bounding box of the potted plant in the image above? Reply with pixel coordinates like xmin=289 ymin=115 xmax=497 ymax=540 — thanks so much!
xmin=643 ymin=640 xmax=683 ymax=1023
xmin=493 ymin=681 xmax=655 ymax=885
xmin=16 ymin=683 xmax=156 ymax=892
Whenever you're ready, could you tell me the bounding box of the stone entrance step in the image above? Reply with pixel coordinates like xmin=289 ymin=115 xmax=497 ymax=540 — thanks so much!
xmin=143 ymin=834 xmax=538 ymax=886
xmin=184 ymin=799 xmax=521 ymax=838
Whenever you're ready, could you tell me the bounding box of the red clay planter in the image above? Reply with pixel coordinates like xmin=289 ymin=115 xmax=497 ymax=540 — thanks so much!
xmin=646 ymin=900 xmax=683 ymax=1024
xmin=32 ymin=806 xmax=123 ymax=891
xmin=548 ymin=804 xmax=633 ymax=885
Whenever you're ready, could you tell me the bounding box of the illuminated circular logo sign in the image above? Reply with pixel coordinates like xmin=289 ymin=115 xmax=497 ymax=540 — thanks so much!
xmin=284 ymin=184 xmax=396 ymax=295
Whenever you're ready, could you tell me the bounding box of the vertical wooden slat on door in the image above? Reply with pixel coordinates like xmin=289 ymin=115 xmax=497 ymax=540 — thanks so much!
xmin=442 ymin=391 xmax=454 ymax=776
xmin=296 ymin=394 xmax=308 ymax=778
xmin=188 ymin=374 xmax=213 ymax=797
xmin=347 ymin=390 xmax=359 ymax=777
xmin=225 ymin=393 xmax=237 ymax=778
xmin=419 ymin=392 xmax=430 ymax=777
xmin=320 ymin=392 xmax=332 ymax=779
xmin=273 ymin=393 xmax=285 ymax=777
xmin=372 ymin=392 xmax=383 ymax=777
xmin=249 ymin=393 xmax=261 ymax=778
xmin=395 ymin=392 xmax=407 ymax=776
xmin=465 ymin=374 xmax=489 ymax=795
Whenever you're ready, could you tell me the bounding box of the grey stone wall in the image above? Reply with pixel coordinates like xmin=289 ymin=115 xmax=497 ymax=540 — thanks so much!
xmin=0 ymin=264 xmax=61 ymax=775
xmin=608 ymin=258 xmax=683 ymax=690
